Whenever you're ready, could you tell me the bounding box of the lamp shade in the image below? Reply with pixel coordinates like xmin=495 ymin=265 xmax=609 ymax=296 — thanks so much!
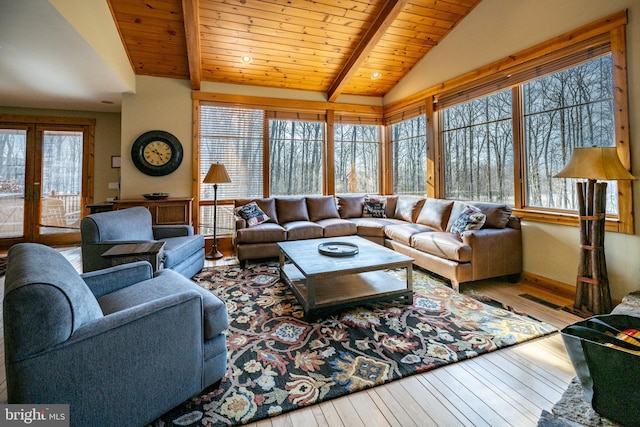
xmin=554 ymin=147 xmax=635 ymax=181
xmin=203 ymin=162 xmax=231 ymax=184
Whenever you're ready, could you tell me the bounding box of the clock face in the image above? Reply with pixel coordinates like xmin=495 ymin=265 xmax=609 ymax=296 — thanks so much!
xmin=131 ymin=130 xmax=183 ymax=176
xmin=143 ymin=140 xmax=172 ymax=166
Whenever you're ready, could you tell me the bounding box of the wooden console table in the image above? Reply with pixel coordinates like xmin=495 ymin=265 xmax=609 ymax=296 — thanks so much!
xmin=113 ymin=197 xmax=193 ymax=226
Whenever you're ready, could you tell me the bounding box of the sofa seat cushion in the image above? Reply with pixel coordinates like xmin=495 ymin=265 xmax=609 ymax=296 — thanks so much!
xmin=160 ymin=234 xmax=205 ymax=269
xmin=348 ymin=217 xmax=405 ymax=237
xmin=384 ymin=223 xmax=433 ymax=245
xmin=98 ymin=269 xmax=229 ymax=340
xmin=317 ymin=218 xmax=357 ymax=237
xmin=236 ymin=223 xmax=286 ymax=244
xmin=412 ymin=232 xmax=472 ymax=262
xmin=284 ymin=221 xmax=323 ymax=240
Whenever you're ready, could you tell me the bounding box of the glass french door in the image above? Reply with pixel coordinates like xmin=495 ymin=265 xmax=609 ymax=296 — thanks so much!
xmin=0 ymin=121 xmax=93 ymax=247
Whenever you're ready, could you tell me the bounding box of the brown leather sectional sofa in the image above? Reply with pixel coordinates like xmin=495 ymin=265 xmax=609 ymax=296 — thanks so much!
xmin=233 ymin=195 xmax=522 ymax=291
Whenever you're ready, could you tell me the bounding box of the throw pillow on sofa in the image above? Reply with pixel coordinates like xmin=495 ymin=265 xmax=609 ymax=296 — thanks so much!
xmin=237 ymin=202 xmax=270 ymax=227
xmin=363 ymin=196 xmax=387 ymax=218
xmin=451 ymin=205 xmax=486 ymax=236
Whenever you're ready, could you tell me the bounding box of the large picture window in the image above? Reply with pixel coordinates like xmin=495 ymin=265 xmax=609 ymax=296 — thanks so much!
xmin=334 ymin=123 xmax=380 ymax=194
xmin=433 ymin=13 xmax=631 ymax=232
xmin=442 ymin=90 xmax=514 ymax=203
xmin=269 ymin=119 xmax=324 ymax=196
xmin=199 ymin=105 xmax=264 ymax=234
xmin=391 ymin=115 xmax=427 ymax=195
xmin=523 ymin=55 xmax=616 ymax=213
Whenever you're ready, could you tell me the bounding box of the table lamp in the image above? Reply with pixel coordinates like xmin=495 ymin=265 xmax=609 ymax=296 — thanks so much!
xmin=554 ymin=146 xmax=635 ymax=315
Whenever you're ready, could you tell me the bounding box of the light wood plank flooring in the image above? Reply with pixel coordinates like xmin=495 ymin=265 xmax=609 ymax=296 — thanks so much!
xmin=0 ymin=246 xmax=582 ymax=426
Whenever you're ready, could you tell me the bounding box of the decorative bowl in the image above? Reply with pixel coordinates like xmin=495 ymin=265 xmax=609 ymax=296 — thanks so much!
xmin=142 ymin=193 xmax=169 ymax=200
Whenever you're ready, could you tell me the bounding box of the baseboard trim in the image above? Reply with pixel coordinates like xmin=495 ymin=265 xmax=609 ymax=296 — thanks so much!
xmin=520 ymin=272 xmax=576 ymax=300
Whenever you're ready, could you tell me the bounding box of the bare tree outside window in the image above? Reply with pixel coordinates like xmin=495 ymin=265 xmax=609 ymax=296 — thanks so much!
xmin=391 ymin=115 xmax=427 ymax=195
xmin=523 ymin=54 xmax=615 ymax=213
xmin=334 ymin=124 xmax=380 ymax=194
xmin=269 ymin=120 xmax=323 ymax=196
xmin=442 ymin=90 xmax=514 ymax=203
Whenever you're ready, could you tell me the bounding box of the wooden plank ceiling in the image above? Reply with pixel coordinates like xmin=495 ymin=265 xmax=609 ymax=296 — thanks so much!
xmin=108 ymin=0 xmax=480 ymax=101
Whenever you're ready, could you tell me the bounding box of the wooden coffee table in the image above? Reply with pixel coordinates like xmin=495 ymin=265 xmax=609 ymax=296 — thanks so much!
xmin=278 ymin=235 xmax=413 ymax=320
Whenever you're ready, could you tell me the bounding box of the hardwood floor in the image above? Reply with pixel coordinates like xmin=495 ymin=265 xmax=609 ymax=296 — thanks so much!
xmin=0 ymin=246 xmax=582 ymax=426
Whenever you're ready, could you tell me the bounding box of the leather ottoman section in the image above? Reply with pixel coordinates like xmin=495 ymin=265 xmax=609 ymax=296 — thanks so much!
xmin=384 ymin=223 xmax=432 ymax=245
xmin=316 ymin=218 xmax=357 ymax=238
xmin=349 ymin=218 xmax=404 ymax=237
xmin=411 ymin=232 xmax=472 ymax=263
xmin=235 ymin=223 xmax=286 ymax=244
xmin=284 ymin=221 xmax=324 ymax=241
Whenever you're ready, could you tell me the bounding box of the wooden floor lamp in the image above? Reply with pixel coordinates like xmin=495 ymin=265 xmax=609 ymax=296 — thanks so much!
xmin=554 ymin=147 xmax=635 ymax=315
xmin=203 ymin=162 xmax=231 ymax=259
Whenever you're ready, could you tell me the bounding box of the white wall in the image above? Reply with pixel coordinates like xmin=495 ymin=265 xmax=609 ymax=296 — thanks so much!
xmin=387 ymin=0 xmax=640 ymax=301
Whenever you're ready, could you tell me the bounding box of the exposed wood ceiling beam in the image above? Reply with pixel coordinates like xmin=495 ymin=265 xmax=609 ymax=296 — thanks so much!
xmin=326 ymin=0 xmax=409 ymax=102
xmin=182 ymin=0 xmax=201 ymax=90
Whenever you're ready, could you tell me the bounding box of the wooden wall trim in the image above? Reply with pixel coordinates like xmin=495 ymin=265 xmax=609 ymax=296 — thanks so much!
xmin=520 ymin=271 xmax=576 ymax=301
xmin=192 ymin=92 xmax=383 ymax=116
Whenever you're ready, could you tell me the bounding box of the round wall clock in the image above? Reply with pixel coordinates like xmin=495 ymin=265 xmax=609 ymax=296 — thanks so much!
xmin=131 ymin=130 xmax=183 ymax=176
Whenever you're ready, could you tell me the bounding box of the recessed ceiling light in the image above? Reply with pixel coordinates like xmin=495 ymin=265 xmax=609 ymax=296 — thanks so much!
xmin=241 ymin=55 xmax=252 ymax=63
xmin=371 ymin=72 xmax=382 ymax=80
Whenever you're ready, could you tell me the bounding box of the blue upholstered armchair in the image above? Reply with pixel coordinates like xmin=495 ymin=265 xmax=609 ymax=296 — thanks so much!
xmin=81 ymin=206 xmax=205 ymax=278
xmin=3 ymin=243 xmax=228 ymax=427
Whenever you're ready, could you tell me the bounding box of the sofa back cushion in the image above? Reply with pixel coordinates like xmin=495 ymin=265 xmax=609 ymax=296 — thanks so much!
xmin=416 ymin=198 xmax=454 ymax=231
xmin=471 ymin=202 xmax=513 ymax=229
xmin=4 ymin=243 xmax=104 ymax=361
xmin=394 ymin=196 xmax=426 ymax=223
xmin=337 ymin=195 xmax=365 ymax=218
xmin=235 ymin=198 xmax=278 ymax=224
xmin=276 ymin=197 xmax=310 ymax=223
xmin=445 ymin=201 xmax=514 ymax=231
xmin=306 ymin=196 xmax=340 ymax=221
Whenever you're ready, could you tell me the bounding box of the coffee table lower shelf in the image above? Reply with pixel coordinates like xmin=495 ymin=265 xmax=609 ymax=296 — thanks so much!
xmin=281 ymin=264 xmax=413 ymax=320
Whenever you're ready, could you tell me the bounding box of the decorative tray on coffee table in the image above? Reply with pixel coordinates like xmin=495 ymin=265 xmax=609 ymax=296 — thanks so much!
xmin=318 ymin=241 xmax=359 ymax=257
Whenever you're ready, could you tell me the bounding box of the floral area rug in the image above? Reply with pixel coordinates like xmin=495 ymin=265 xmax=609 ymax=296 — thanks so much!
xmin=151 ymin=264 xmax=556 ymax=426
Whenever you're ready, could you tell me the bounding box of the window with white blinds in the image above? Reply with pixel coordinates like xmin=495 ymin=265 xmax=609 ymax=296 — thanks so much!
xmin=199 ymin=104 xmax=264 ymax=201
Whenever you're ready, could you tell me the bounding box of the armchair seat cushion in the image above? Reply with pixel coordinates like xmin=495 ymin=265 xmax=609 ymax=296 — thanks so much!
xmin=161 ymin=234 xmax=205 ymax=270
xmin=98 ymin=269 xmax=228 ymax=340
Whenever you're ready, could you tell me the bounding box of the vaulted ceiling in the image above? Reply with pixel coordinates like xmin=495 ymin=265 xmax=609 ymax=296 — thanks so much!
xmin=108 ymin=0 xmax=481 ymax=101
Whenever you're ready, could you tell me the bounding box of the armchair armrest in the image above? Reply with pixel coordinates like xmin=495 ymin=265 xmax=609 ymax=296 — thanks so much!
xmin=153 ymin=225 xmax=194 ymax=239
xmin=81 ymin=261 xmax=153 ymax=298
